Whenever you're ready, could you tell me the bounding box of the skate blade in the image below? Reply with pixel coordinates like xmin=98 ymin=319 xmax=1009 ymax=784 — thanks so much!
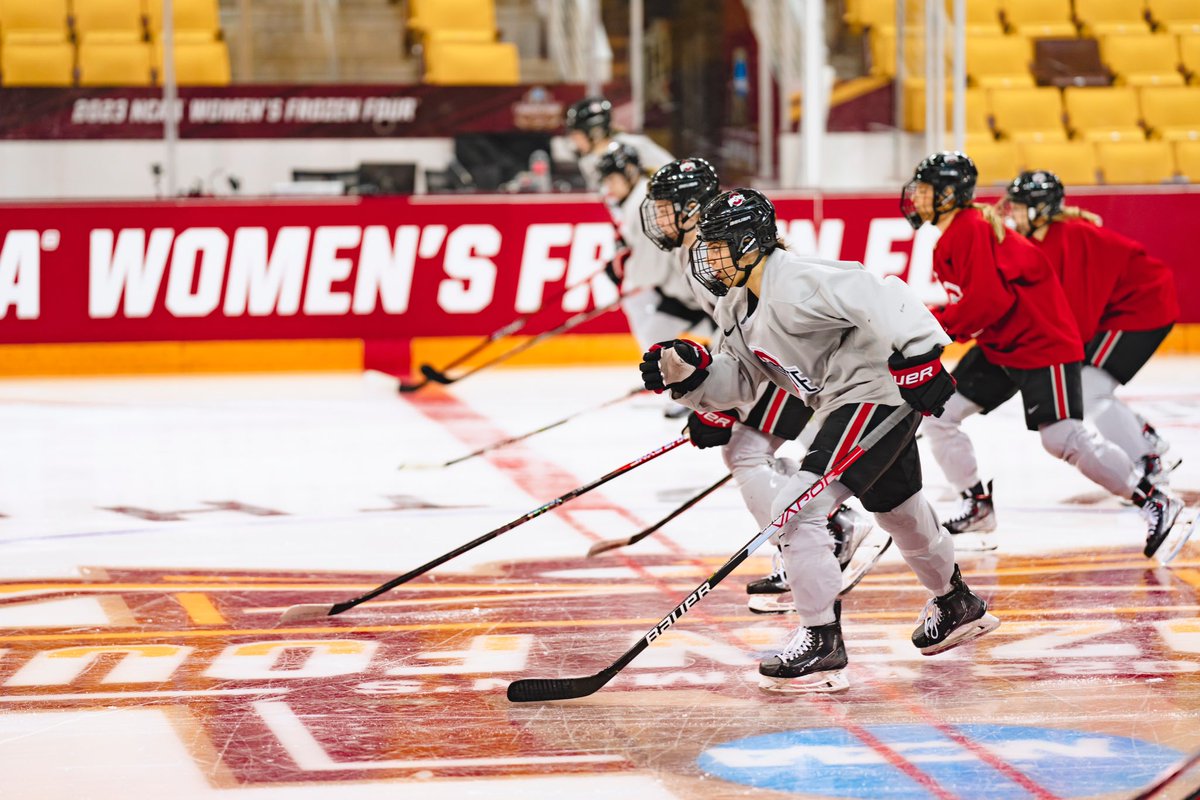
xmin=1155 ymin=507 xmax=1198 ymax=566
xmin=920 ymin=613 xmax=1001 ymax=656
xmin=748 ymin=594 xmax=793 ymax=614
xmin=840 ymin=535 xmax=893 ymax=595
xmin=758 ymin=669 xmax=849 ymax=694
xmin=951 ymin=531 xmax=997 ymax=552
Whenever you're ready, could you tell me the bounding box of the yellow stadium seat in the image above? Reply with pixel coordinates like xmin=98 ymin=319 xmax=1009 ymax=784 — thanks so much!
xmin=410 ymin=0 xmax=497 ymax=42
xmin=906 ymin=84 xmax=992 ymax=136
xmin=1180 ymin=34 xmax=1200 ymax=83
xmin=1097 ymin=140 xmax=1176 ymax=182
xmin=1175 ymin=140 xmax=1200 ymax=180
xmin=991 ymin=87 xmax=1067 ymax=142
xmin=73 ymin=0 xmax=145 ymax=43
xmin=157 ymin=39 xmax=230 ymax=85
xmin=0 ymin=41 xmax=74 ymax=85
xmin=0 ymin=0 xmax=69 ymax=43
xmin=1102 ymin=34 xmax=1185 ymax=86
xmin=955 ymin=0 xmax=1004 ymax=37
xmin=1148 ymin=0 xmax=1200 ymax=35
xmin=78 ymin=40 xmax=153 ymax=85
xmin=1064 ymin=86 xmax=1145 ymax=141
xmin=844 ymin=0 xmax=922 ymax=34
xmin=145 ymin=0 xmax=220 ymax=40
xmin=1075 ymin=0 xmax=1152 ymax=37
xmin=1140 ymin=86 xmax=1200 ymax=140
xmin=1002 ymin=0 xmax=1076 ymax=37
xmin=1019 ymin=141 xmax=1100 ymax=184
xmin=968 ymin=35 xmax=1035 ymax=88
xmin=869 ymin=27 xmax=936 ymax=78
xmin=424 ymin=40 xmax=518 ymax=85
xmin=968 ymin=141 xmax=1021 ymax=185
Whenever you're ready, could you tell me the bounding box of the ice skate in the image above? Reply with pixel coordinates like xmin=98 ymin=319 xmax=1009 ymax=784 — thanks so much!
xmin=943 ymin=480 xmax=997 ymax=551
xmin=749 ymin=527 xmax=893 ymax=614
xmin=912 ymin=565 xmax=1000 ymax=655
xmin=1139 ymin=453 xmax=1181 ymax=487
xmin=830 ymin=505 xmax=874 ymax=570
xmin=1141 ymin=419 xmax=1171 ymax=457
xmin=1156 ymin=507 xmax=1198 ymax=565
xmin=745 ymin=549 xmax=788 ymax=595
xmin=758 ymin=603 xmax=849 ymax=693
xmin=1142 ymin=488 xmax=1184 ymax=560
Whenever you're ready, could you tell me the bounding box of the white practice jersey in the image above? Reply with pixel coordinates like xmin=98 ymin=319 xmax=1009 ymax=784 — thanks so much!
xmin=681 ymin=249 xmax=951 ymax=416
xmin=579 ymin=132 xmax=675 ymax=191
xmin=617 ymin=179 xmax=701 ymax=307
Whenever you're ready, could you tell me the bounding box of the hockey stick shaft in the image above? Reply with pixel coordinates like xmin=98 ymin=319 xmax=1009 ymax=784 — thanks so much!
xmin=507 ymin=405 xmax=912 ymax=702
xmin=425 ymin=298 xmax=621 ymax=387
xmin=1130 ymin=744 xmax=1200 ymax=799
xmin=400 ymin=266 xmax=611 ymax=390
xmin=282 ymin=436 xmax=687 ymax=621
xmin=587 ymin=473 xmax=733 ymax=557
xmin=429 ymin=386 xmax=644 ymax=470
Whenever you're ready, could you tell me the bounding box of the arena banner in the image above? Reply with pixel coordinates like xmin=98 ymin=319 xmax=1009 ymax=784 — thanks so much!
xmin=0 ymin=84 xmax=597 ymax=140
xmin=0 ymin=189 xmax=1197 ymax=348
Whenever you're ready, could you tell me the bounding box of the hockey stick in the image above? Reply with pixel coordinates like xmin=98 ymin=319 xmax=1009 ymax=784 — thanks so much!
xmin=279 ymin=435 xmax=689 ymax=623
xmin=409 ymin=298 xmax=622 ymax=391
xmin=399 ymin=386 xmax=644 ymax=470
xmin=1130 ymin=743 xmax=1200 ymax=799
xmin=397 ymin=266 xmax=613 ymax=393
xmin=507 ymin=405 xmax=912 ymax=702
xmin=586 ymin=473 xmax=733 ymax=557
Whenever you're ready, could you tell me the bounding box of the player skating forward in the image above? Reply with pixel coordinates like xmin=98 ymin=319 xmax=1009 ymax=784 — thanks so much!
xmin=905 ymin=153 xmax=1182 ymax=558
xmin=640 ymin=158 xmax=877 ymax=600
xmin=640 ymin=188 xmax=998 ymax=693
xmin=1002 ymin=170 xmax=1179 ymax=482
xmin=564 ymin=96 xmax=674 ymax=191
xmin=596 ymin=142 xmax=710 ymax=352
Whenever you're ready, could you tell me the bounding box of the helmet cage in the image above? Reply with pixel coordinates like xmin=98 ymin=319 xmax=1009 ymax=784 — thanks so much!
xmin=690 ymin=230 xmax=766 ymax=297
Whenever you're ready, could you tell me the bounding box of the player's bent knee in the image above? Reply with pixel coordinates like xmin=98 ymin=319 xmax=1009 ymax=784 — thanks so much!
xmin=1039 ymin=419 xmax=1090 ymax=464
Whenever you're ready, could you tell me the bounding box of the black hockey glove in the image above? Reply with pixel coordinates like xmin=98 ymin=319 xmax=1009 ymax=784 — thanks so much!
xmin=605 ymin=246 xmax=631 ymax=287
xmin=686 ymin=409 xmax=738 ymax=449
xmin=640 ymin=339 xmax=712 ymax=394
xmin=888 ymin=347 xmax=956 ymax=417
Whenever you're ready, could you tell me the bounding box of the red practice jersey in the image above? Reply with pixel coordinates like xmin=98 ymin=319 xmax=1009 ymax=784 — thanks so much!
xmin=931 ymin=207 xmax=1083 ymax=370
xmin=1031 ymin=217 xmax=1178 ymax=342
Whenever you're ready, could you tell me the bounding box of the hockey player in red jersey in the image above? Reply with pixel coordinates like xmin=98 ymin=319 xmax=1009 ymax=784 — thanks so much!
xmin=640 ymin=187 xmax=999 ymax=692
xmin=904 ymin=153 xmax=1182 ymax=559
xmin=1002 ymin=170 xmax=1179 ymax=482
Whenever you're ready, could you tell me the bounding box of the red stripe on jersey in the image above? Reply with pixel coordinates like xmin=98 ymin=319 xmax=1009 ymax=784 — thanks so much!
xmin=762 ymin=387 xmax=787 ymax=433
xmin=833 ymin=403 xmax=875 ymax=465
xmin=1052 ymin=365 xmax=1068 ymax=419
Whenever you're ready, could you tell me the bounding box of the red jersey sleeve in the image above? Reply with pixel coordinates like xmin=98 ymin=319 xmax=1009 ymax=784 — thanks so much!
xmin=933 ymin=211 xmax=1017 ymax=340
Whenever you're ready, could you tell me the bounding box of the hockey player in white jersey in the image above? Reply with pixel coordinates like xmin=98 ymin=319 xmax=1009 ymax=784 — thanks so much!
xmin=640 ymin=158 xmax=877 ymax=601
xmin=564 ymin=96 xmax=675 ymax=192
xmin=639 ymin=188 xmax=999 ymax=692
xmin=596 ymin=142 xmax=709 ymax=351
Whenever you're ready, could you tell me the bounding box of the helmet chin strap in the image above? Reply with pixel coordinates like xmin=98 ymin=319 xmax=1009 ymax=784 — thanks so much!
xmin=733 ymin=250 xmax=767 ymax=289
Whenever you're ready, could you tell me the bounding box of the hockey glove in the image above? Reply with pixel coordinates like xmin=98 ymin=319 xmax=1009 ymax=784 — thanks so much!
xmin=686 ymin=409 xmax=738 ymax=449
xmin=888 ymin=347 xmax=956 ymax=417
xmin=605 ymin=246 xmax=631 ymax=287
xmin=640 ymin=339 xmax=712 ymax=394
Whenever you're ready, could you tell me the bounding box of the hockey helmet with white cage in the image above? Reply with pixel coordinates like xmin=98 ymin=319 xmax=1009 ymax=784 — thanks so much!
xmin=640 ymin=157 xmax=721 ymax=251
xmin=901 ymin=151 xmax=978 ymax=229
xmin=690 ymin=188 xmax=778 ymax=297
xmin=1004 ymin=170 xmax=1064 ymax=235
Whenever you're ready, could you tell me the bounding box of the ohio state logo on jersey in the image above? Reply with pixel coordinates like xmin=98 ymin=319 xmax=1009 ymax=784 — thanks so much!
xmin=751 ymin=347 xmax=822 ymax=394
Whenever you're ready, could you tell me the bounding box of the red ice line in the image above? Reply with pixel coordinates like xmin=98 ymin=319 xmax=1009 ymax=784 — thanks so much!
xmin=407 ymin=386 xmax=967 ymax=797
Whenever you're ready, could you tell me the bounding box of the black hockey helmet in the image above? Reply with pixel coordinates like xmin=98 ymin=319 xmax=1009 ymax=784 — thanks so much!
xmin=901 ymin=151 xmax=978 ymax=229
xmin=1005 ymin=169 xmax=1064 ymax=235
xmin=690 ymin=188 xmax=778 ymax=297
xmin=595 ymin=140 xmax=642 ymax=181
xmin=565 ymin=96 xmax=613 ymax=140
xmin=640 ymin=157 xmax=721 ymax=251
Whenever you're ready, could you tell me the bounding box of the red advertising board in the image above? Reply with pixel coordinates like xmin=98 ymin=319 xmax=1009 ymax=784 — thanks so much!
xmin=0 ymin=188 xmax=1196 ymax=347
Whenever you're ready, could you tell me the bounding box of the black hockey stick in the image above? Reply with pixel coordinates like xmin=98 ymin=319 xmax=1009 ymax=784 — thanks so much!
xmin=413 ymin=298 xmax=622 ymax=389
xmin=279 ymin=435 xmax=688 ymax=623
xmin=507 ymin=405 xmax=911 ymax=702
xmin=586 ymin=473 xmax=733 ymax=557
xmin=399 ymin=386 xmax=645 ymax=470
xmin=1130 ymin=744 xmax=1200 ymax=799
xmin=398 ymin=265 xmax=612 ymax=393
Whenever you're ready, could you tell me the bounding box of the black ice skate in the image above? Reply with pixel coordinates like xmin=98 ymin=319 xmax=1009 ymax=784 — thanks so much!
xmin=746 ymin=549 xmax=788 ymax=595
xmin=831 ymin=505 xmax=874 ymax=570
xmin=759 ymin=602 xmax=849 ymax=693
xmin=1141 ymin=419 xmax=1171 ymax=457
xmin=912 ymin=565 xmax=1000 ymax=655
xmin=1138 ymin=453 xmax=1181 ymax=487
xmin=1141 ymin=487 xmax=1184 ymax=560
xmin=943 ymin=480 xmax=996 ymax=535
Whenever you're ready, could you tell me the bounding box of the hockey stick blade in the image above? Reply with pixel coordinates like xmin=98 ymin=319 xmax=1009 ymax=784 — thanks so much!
xmin=586 ymin=538 xmax=630 ymax=558
xmin=507 ymin=671 xmax=615 ymax=703
xmin=277 ymin=603 xmax=337 ymax=624
xmin=396 ymin=379 xmax=428 ymax=394
xmin=420 ymin=364 xmax=453 ymax=385
xmin=585 ymin=474 xmax=733 ymax=557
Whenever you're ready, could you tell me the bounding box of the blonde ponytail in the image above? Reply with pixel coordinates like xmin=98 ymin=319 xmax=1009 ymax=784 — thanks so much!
xmin=971 ymin=203 xmax=1007 ymax=242
xmin=1051 ymin=205 xmax=1103 ymax=227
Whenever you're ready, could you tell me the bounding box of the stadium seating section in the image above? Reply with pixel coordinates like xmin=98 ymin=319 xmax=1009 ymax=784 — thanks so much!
xmin=0 ymin=0 xmax=229 ymax=85
xmin=408 ymin=0 xmax=519 ymax=84
xmin=851 ymin=0 xmax=1200 ymax=182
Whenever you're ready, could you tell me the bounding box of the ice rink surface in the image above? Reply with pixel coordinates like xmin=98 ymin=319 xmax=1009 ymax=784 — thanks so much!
xmin=1 ymin=359 xmax=1199 ymax=800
